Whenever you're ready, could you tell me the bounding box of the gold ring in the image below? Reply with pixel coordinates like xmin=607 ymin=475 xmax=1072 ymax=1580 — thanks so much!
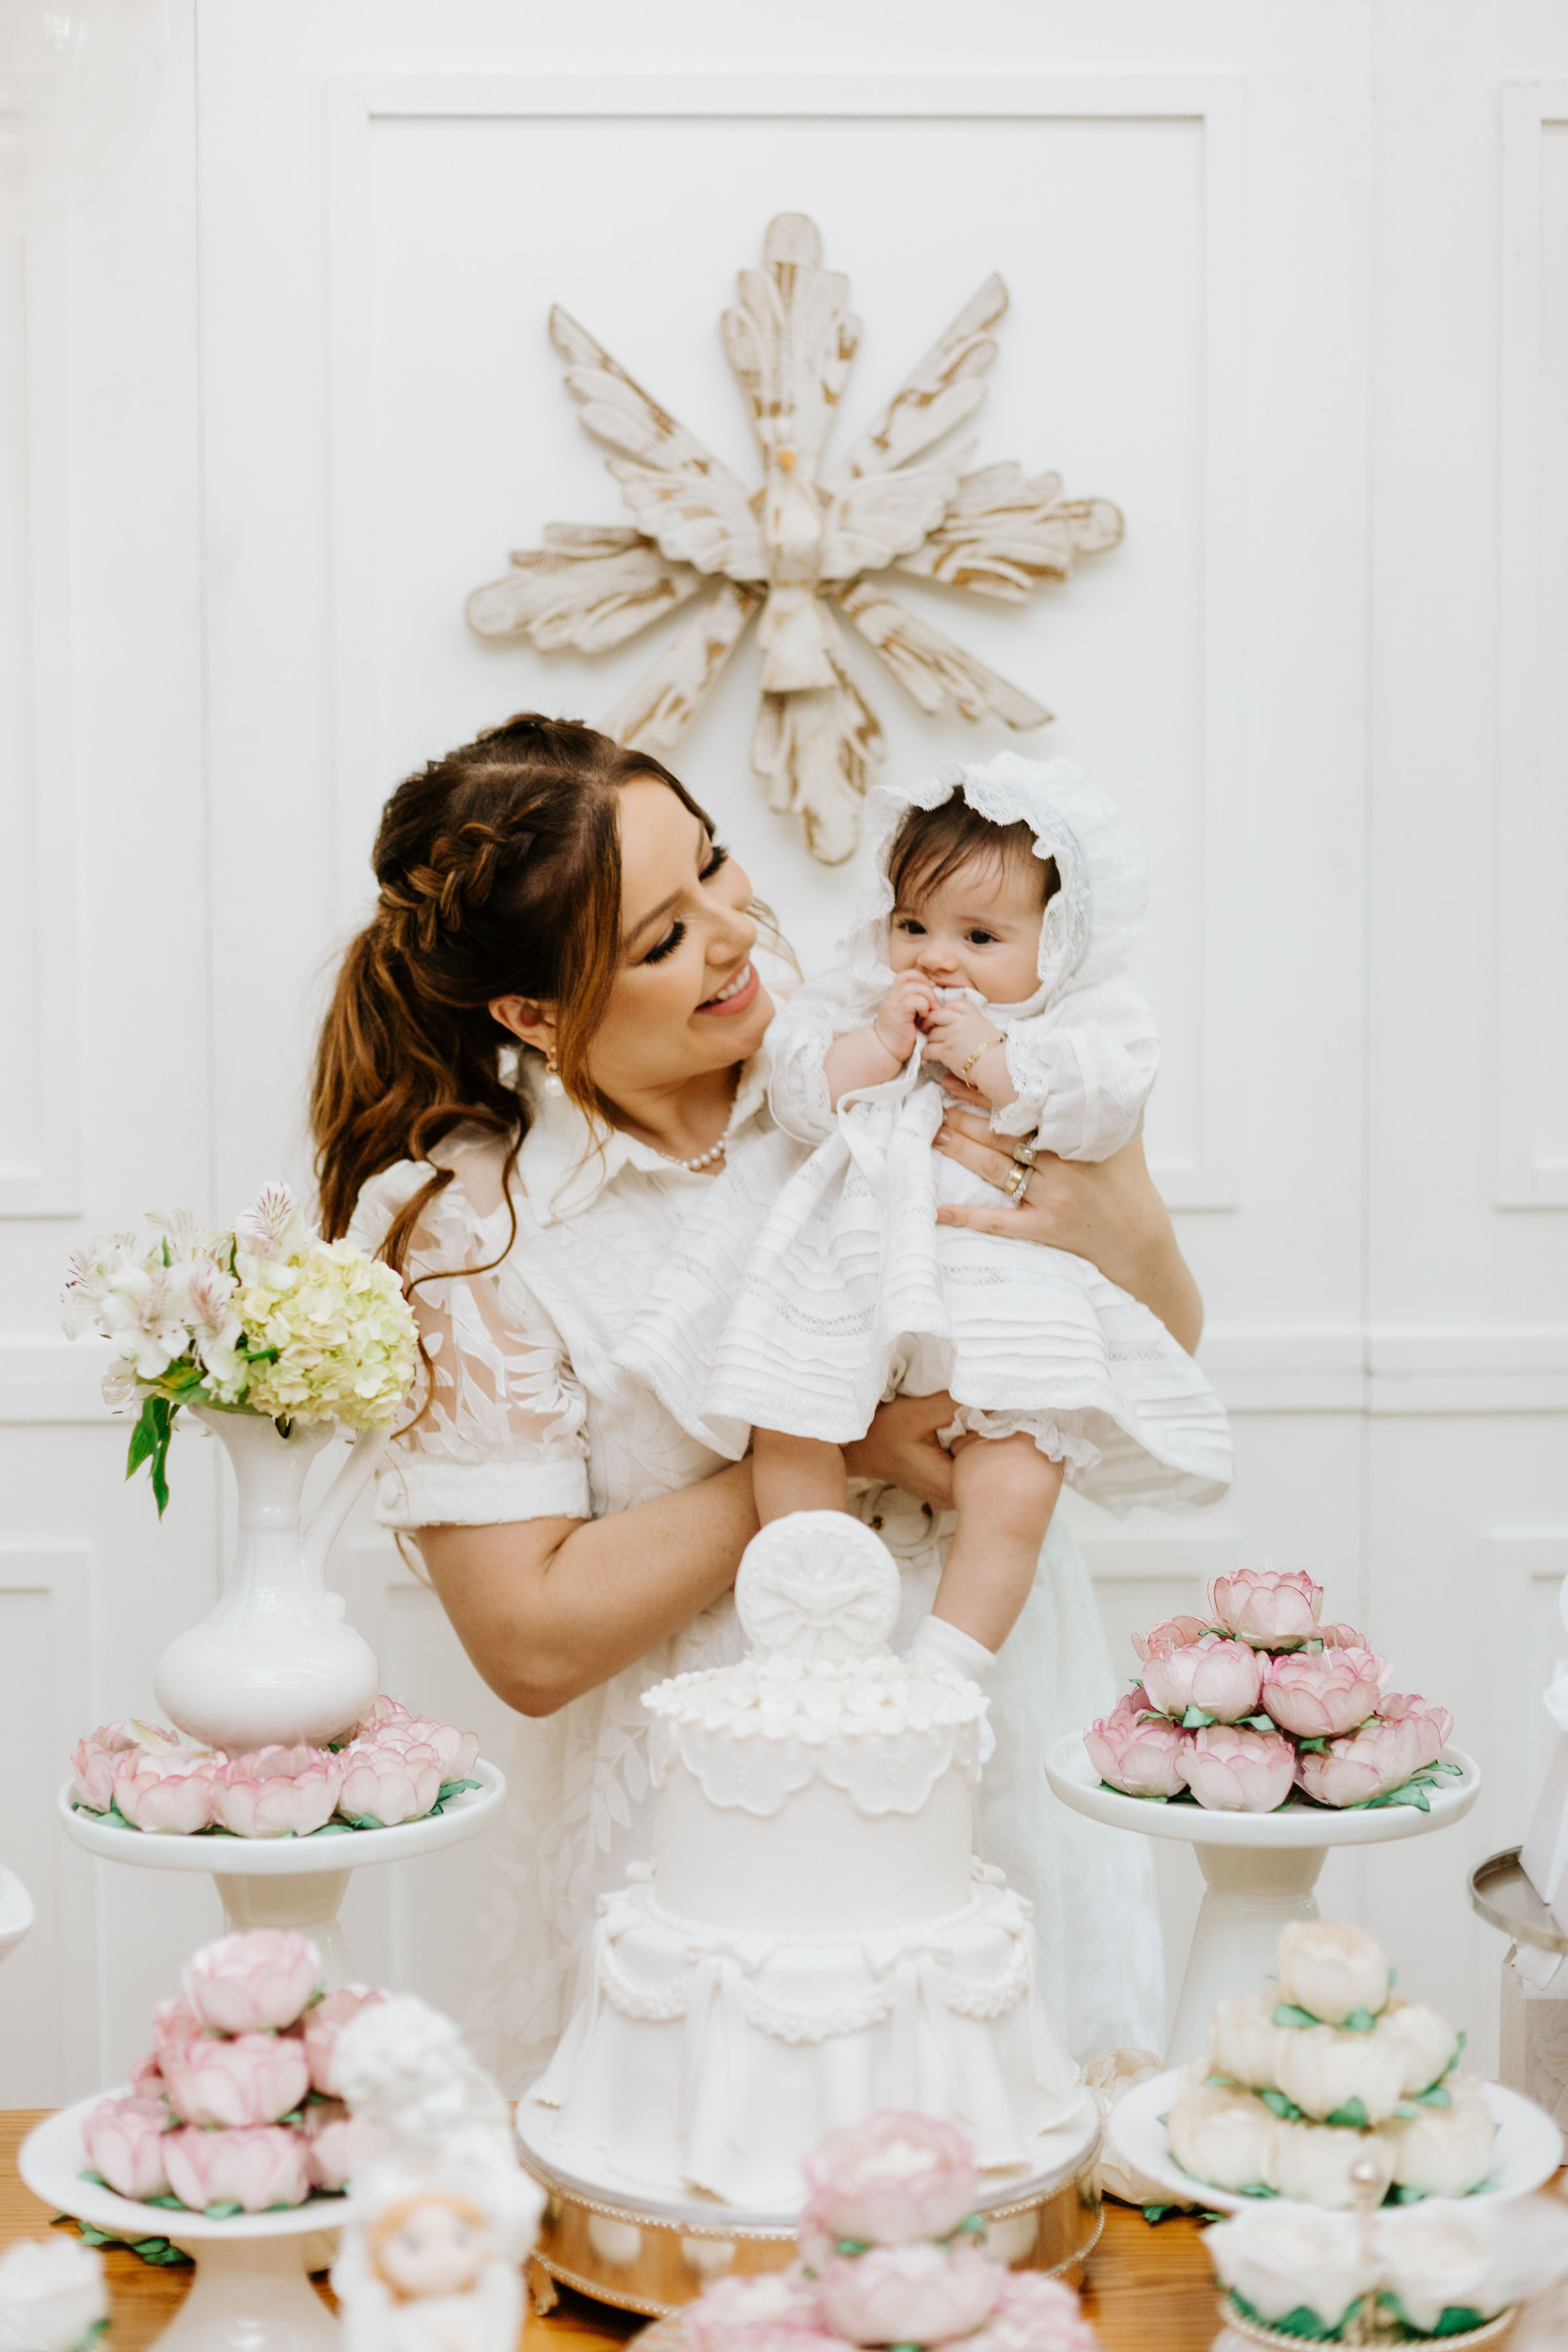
xmin=1011 ymin=1140 xmax=1037 ymax=1168
xmin=1004 ymin=1162 xmax=1031 ymax=1202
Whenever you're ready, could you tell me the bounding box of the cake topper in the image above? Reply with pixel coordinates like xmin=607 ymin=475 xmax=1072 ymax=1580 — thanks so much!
xmin=736 ymin=1511 xmax=900 ymax=1661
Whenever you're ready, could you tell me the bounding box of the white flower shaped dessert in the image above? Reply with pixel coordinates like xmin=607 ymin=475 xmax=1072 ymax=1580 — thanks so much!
xmin=1205 ymin=2204 xmax=1377 ymax=2336
xmin=1270 ymin=2116 xmax=1396 ymax=2210
xmin=1272 ymin=2019 xmax=1410 ymax=2126
xmin=1373 ymin=2203 xmax=1507 ymax=2333
xmin=1276 ymin=1919 xmax=1393 ymax=2029
xmin=1374 ymin=1995 xmax=1461 ymax=2097
xmin=1209 ymin=1991 xmax=1290 ymax=2093
xmin=1384 ymin=2078 xmax=1497 ymax=2199
xmin=1166 ymin=2083 xmax=1279 ymax=2195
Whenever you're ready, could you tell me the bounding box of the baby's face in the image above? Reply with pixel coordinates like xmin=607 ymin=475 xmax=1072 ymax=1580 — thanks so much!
xmin=376 ymin=2202 xmax=492 ymax=2300
xmin=888 ymin=851 xmax=1044 ymax=1003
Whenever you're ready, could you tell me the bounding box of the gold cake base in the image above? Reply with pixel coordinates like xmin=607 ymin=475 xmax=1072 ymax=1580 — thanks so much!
xmin=518 ymin=2109 xmax=1103 ymax=2319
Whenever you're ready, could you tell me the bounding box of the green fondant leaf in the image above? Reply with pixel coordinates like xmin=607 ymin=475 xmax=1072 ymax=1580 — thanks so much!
xmin=1273 ymin=2002 xmax=1320 ymax=2029
xmin=1341 ymin=2007 xmax=1379 ymax=2033
xmin=1416 ymin=2083 xmax=1452 ymax=2108
xmin=204 ymin=2202 xmax=244 ymax=2219
xmin=836 ymin=2238 xmax=870 ymax=2257
xmin=1324 ymin=2097 xmax=1371 ymax=2128
xmin=1228 ymin=2289 xmax=1345 ymax=2340
xmin=436 ymin=1778 xmax=481 ymax=1801
xmin=1262 ymin=2088 xmax=1309 ymax=2121
xmin=339 ymin=1813 xmax=386 ymax=1832
xmin=1294 ymin=1736 xmax=1330 ymax=1752
xmin=1181 ymin=1705 xmax=1216 ymax=1729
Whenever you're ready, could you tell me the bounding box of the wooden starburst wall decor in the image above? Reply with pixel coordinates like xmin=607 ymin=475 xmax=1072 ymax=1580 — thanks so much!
xmin=466 ymin=214 xmax=1124 ymax=864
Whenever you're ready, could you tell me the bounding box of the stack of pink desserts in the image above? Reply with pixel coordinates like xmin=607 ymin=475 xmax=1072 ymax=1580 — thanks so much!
xmin=1085 ymin=1569 xmax=1454 ymax=1814
xmin=80 ymin=1930 xmax=386 ymax=2213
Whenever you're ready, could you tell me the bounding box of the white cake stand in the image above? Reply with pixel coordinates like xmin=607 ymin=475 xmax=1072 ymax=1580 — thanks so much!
xmin=516 ymin=2093 xmax=1103 ymax=2317
xmin=57 ymin=1761 xmax=506 ymax=1985
xmin=20 ymin=2093 xmax=357 ymax=2351
xmin=1108 ymin=2069 xmax=1561 ymax=2215
xmin=1043 ymin=1735 xmax=1482 ymax=2064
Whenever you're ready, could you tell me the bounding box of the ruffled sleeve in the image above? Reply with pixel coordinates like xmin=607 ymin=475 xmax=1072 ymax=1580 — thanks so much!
xmin=348 ymin=1137 xmax=591 ymax=1529
xmin=762 ymin=971 xmax=875 ymax=1143
xmin=992 ymin=975 xmax=1161 ymax=1160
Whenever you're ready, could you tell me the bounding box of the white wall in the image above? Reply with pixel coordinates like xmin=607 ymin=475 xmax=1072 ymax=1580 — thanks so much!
xmin=3 ymin=0 xmax=1566 ymax=2101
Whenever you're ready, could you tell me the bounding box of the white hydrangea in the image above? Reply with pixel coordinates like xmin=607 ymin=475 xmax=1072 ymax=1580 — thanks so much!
xmin=236 ymin=1240 xmax=418 ymax=1428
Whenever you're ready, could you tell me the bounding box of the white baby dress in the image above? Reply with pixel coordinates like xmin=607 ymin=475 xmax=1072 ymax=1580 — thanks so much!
xmin=618 ymin=753 xmax=1233 ymax=1515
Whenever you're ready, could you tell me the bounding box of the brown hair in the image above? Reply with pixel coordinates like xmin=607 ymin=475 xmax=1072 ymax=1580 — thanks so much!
xmin=310 ymin=712 xmax=711 ymax=1268
xmin=888 ymin=796 xmax=1059 ymax=913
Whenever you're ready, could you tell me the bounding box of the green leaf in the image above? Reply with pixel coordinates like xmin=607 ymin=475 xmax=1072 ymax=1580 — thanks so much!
xmin=952 ymin=2215 xmax=986 ymax=2239
xmin=78 ymin=2170 xmax=109 ymax=2190
xmin=143 ymin=2195 xmax=187 ymax=2210
xmin=1273 ymin=2002 xmax=1321 ymax=2029
xmin=1141 ymin=2203 xmax=1178 ymax=2225
xmin=1394 ymin=2104 xmax=1416 ymax=2119
xmin=1390 ymin=2183 xmax=1429 ymax=2204
xmin=835 ymin=2238 xmax=870 ymax=2257
xmin=1416 ymin=2083 xmax=1452 ymax=2108
xmin=1261 ymin=2088 xmax=1308 ymax=2121
xmin=1446 ymin=2031 xmax=1467 ymax=2076
xmin=106 ymin=1799 xmax=139 ymax=1833
xmin=1431 ymin=2312 xmax=1490 ymax=2339
xmin=125 ymin=1396 xmax=161 ymax=1476
xmin=1237 ymin=2182 xmax=1281 ymax=2200
xmin=306 ymin=1821 xmax=354 ymax=1837
xmin=1180 ymin=1705 xmax=1216 ymax=1729
xmin=436 ymin=1776 xmax=481 ymax=1802
xmin=338 ymin=1812 xmax=386 ymax=1831
xmin=1244 ymin=1713 xmax=1282 ymax=1733
xmin=1097 ymin=1781 xmax=1169 ymax=1802
xmin=203 ymin=2202 xmax=244 ymax=2219
xmin=1324 ymin=2097 xmax=1371 ymax=2128
xmin=1228 ymin=2289 xmax=1344 ymax=2340
xmin=1341 ymin=2007 xmax=1379 ymax=2033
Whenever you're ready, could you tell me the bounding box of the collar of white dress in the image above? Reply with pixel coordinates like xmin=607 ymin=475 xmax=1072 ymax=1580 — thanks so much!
xmin=515 ymin=1054 xmax=772 ymax=1226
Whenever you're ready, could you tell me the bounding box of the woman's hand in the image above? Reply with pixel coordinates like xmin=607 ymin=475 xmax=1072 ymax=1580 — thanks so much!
xmin=844 ymin=1391 xmax=958 ymax=1512
xmin=933 ymin=1109 xmax=1204 ymax=1356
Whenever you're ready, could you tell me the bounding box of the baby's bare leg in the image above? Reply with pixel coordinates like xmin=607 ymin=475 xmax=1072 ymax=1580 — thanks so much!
xmin=930 ymin=1432 xmax=1064 ymax=1652
xmin=752 ymin=1427 xmax=849 ymax=1524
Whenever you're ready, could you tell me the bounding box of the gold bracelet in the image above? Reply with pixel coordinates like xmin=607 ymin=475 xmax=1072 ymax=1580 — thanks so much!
xmin=956 ymin=1043 xmax=992 ymax=1080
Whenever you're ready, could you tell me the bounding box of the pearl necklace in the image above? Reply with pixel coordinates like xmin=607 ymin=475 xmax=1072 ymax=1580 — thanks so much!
xmin=653 ymin=1103 xmax=742 ymax=1172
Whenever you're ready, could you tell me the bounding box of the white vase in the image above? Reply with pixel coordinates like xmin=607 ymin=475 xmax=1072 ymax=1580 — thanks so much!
xmin=153 ymin=1406 xmax=385 ymax=1752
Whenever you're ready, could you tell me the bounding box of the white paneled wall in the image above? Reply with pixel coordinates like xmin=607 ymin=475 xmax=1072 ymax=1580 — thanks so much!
xmin=3 ymin=0 xmax=1566 ymax=2102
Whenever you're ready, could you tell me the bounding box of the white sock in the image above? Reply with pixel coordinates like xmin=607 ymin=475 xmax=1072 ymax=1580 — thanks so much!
xmin=907 ymin=1614 xmax=997 ymax=1686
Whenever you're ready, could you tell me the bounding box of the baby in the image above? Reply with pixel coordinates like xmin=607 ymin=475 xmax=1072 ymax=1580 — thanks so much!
xmin=621 ymin=754 xmax=1232 ymax=1685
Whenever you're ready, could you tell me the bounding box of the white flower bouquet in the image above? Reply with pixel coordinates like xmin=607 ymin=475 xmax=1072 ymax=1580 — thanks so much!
xmin=62 ymin=1184 xmax=417 ymax=1513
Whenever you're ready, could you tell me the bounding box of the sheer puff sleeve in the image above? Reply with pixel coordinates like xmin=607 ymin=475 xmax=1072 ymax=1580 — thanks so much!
xmin=992 ymin=974 xmax=1161 ymax=1162
xmin=763 ymin=970 xmax=879 ymax=1143
xmin=347 ymin=1139 xmax=590 ymax=1530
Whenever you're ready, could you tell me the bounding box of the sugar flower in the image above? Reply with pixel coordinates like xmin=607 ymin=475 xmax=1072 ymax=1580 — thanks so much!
xmin=1205 ymin=2204 xmax=1376 ymax=2336
xmin=1260 ymin=1646 xmax=1388 ymax=1740
xmin=302 ymin=1984 xmax=389 ymax=2098
xmin=1135 ymin=1633 xmax=1263 ymax=1726
xmin=182 ymin=1929 xmax=320 ymax=2034
xmin=1084 ymin=1700 xmax=1192 ymax=1799
xmin=1179 ymin=1723 xmax=1296 ymax=1812
xmin=817 ymin=2243 xmax=1000 ymax=2346
xmin=800 ymin=2110 xmax=978 ymax=2247
xmin=1276 ymin=1919 xmax=1391 ymax=2026
xmin=82 ymin=2094 xmax=174 ymax=2202
xmin=212 ymin=1746 xmax=344 ymax=1839
xmin=1208 ymin=1568 xmax=1323 ymax=1651
xmin=162 ymin=2121 xmax=310 ymax=2213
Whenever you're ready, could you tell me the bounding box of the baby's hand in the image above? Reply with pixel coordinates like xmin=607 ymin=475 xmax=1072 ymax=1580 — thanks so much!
xmin=921 ymin=1003 xmax=1014 ymax=1104
xmin=872 ymin=973 xmax=938 ymax=1064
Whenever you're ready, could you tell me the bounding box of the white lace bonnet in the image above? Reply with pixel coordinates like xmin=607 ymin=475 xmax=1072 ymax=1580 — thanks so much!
xmin=839 ymin=752 xmax=1147 ymax=1013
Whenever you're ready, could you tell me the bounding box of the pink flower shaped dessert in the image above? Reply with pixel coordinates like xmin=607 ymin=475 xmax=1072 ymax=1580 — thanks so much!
xmin=82 ymin=2095 xmax=174 ymax=2201
xmin=163 ymin=2121 xmax=310 ymax=2213
xmin=1131 ymin=1616 xmax=1210 ymax=1667
xmin=1181 ymin=1724 xmax=1297 ymax=1812
xmin=802 ymin=2110 xmax=978 ymax=2246
xmin=212 ymin=1746 xmax=344 ymax=1840
xmin=150 ymin=1996 xmax=206 ymax=2055
xmin=1296 ymin=1706 xmax=1446 ymax=1807
xmin=182 ymin=1930 xmax=321 ymax=2033
xmin=1085 ymin=1705 xmax=1192 ymax=1799
xmin=1377 ymin=1693 xmax=1452 ymax=1772
xmin=128 ymin=2050 xmax=166 ymax=2100
xmin=1136 ymin=1634 xmax=1263 ymax=1726
xmin=1318 ymin=1623 xmax=1367 ymax=1649
xmin=111 ymin=1750 xmax=222 ymax=1835
xmin=353 ymin=1694 xmax=412 ymax=1735
xmin=1260 ymin=1647 xmax=1388 ymax=1739
xmin=336 ymin=1742 xmax=444 ymax=1829
xmin=301 ymin=1984 xmax=389 ymax=2097
xmin=818 ymin=2243 xmax=1002 ymax=2346
xmin=71 ymin=1723 xmax=144 ymax=1812
xmin=299 ymin=2098 xmax=389 ymax=2192
xmin=685 ymin=2267 xmax=827 ymax=2352
xmin=1208 ymin=1569 xmax=1323 ymax=1651
xmin=161 ymin=2029 xmax=310 ymax=2129
xmin=939 ymin=2270 xmax=1101 ymax=2352
xmin=376 ymin=1718 xmax=480 ymax=1780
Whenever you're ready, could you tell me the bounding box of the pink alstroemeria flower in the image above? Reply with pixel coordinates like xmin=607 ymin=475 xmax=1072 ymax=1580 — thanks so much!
xmin=111 ymin=1750 xmax=221 ymax=1835
xmin=163 ymin=2122 xmax=310 ymax=2213
xmin=1136 ymin=1633 xmax=1263 ymax=1726
xmin=182 ymin=1930 xmax=321 ymax=2034
xmin=938 ymin=2270 xmax=1102 ymax=2352
xmin=212 ymin=1746 xmax=344 ymax=1839
xmin=685 ymin=2268 xmax=827 ymax=2352
xmin=802 ymin=2110 xmax=978 ymax=2246
xmin=161 ymin=2029 xmax=310 ymax=2129
xmin=299 ymin=2098 xmax=389 ymax=2192
xmin=1208 ymin=1568 xmax=1324 ymax=1651
xmin=819 ymin=2244 xmax=1002 ymax=2347
xmin=82 ymin=2095 xmax=174 ymax=2201
xmin=1260 ymin=1647 xmax=1388 ymax=1739
xmin=1085 ymin=1706 xmax=1193 ymax=1799
xmin=1181 ymin=1724 xmax=1297 ymax=1812
xmin=335 ymin=1742 xmax=443 ymax=1829
xmin=301 ymin=1984 xmax=389 ymax=2097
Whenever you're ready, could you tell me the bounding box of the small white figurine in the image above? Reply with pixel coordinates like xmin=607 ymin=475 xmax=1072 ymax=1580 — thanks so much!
xmin=0 ymin=2237 xmax=106 ymax=2352
xmin=330 ymin=1996 xmax=543 ymax=2352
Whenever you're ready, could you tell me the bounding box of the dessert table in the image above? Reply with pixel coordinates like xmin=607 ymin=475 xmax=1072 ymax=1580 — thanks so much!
xmin=0 ymin=2110 xmax=1220 ymax=2352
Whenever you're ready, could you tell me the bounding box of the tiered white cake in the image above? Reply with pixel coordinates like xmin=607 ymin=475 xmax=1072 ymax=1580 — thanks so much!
xmin=519 ymin=1514 xmax=1087 ymax=2211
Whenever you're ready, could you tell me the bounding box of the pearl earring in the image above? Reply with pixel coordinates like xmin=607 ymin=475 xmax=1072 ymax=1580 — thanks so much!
xmin=544 ymin=1052 xmax=563 ymax=1098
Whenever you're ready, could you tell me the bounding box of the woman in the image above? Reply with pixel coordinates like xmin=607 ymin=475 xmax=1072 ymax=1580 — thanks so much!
xmin=314 ymin=713 xmax=1201 ymax=2087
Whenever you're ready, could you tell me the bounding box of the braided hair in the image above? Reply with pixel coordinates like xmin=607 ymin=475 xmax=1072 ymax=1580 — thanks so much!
xmin=311 ymin=712 xmax=713 ymax=1269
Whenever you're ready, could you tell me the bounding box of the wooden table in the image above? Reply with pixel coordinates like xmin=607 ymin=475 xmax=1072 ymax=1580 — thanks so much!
xmin=0 ymin=2112 xmax=1220 ymax=2352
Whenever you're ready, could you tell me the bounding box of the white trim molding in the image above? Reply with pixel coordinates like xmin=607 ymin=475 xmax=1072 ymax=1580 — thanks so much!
xmin=325 ymin=71 xmax=1248 ymax=1210
xmin=1497 ymin=83 xmax=1568 ymax=1208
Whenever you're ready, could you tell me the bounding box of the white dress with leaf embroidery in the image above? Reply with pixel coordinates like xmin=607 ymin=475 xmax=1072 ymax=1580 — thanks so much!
xmin=348 ymin=1056 xmax=1164 ymax=2093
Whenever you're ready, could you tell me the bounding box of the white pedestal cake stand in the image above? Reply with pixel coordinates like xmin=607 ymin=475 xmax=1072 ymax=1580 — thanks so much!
xmin=1043 ymin=1735 xmax=1482 ymax=2065
xmin=21 ymin=2093 xmax=354 ymax=2352
xmin=57 ymin=1761 xmax=506 ymax=1985
xmin=515 ymin=2095 xmax=1103 ymax=2318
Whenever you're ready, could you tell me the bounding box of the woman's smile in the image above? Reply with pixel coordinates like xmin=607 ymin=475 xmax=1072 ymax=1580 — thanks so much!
xmin=696 ymin=960 xmax=759 ymax=1015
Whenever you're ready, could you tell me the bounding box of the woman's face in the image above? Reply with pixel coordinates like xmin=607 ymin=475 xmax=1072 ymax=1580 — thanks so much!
xmin=587 ymin=779 xmax=774 ymax=1100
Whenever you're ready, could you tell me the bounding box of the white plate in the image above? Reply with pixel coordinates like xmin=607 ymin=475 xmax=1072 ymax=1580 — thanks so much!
xmin=20 ymin=2093 xmax=363 ymax=2242
xmin=1109 ymin=2068 xmax=1562 ymax=2213
xmin=56 ymin=1757 xmax=506 ymax=1874
xmin=1045 ymin=1735 xmax=1482 ymax=1849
